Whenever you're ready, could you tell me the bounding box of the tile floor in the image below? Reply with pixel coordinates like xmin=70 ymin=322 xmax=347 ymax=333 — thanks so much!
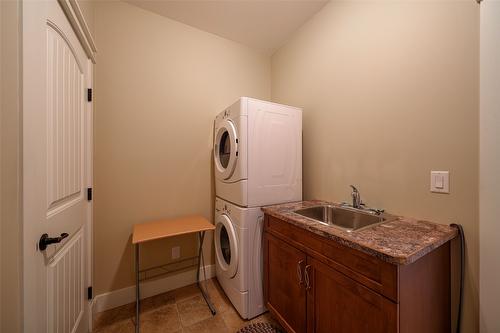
xmin=93 ymin=278 xmax=283 ymax=333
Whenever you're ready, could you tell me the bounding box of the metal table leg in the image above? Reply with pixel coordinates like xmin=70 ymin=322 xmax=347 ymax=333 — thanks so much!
xmin=135 ymin=243 xmax=140 ymax=333
xmin=197 ymin=231 xmax=216 ymax=315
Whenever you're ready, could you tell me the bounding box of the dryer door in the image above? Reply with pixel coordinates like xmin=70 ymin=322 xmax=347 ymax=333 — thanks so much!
xmin=214 ymin=120 xmax=238 ymax=180
xmin=215 ymin=214 xmax=238 ymax=278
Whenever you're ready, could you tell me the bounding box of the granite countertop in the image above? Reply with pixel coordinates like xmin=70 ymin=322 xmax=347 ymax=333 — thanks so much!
xmin=262 ymin=200 xmax=458 ymax=265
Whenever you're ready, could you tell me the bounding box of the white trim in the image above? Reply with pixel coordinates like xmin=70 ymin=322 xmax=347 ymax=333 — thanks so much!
xmin=92 ymin=264 xmax=215 ymax=314
xmin=68 ymin=0 xmax=96 ymax=52
xmin=57 ymin=0 xmax=96 ymax=63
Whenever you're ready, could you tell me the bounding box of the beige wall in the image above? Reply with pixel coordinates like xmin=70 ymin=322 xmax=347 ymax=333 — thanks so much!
xmin=271 ymin=2 xmax=479 ymax=332
xmin=93 ymin=1 xmax=270 ymax=294
xmin=479 ymin=3 xmax=500 ymax=333
xmin=0 ymin=0 xmax=22 ymax=332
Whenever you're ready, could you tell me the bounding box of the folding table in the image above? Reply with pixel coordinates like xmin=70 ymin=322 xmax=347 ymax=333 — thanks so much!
xmin=132 ymin=215 xmax=216 ymax=333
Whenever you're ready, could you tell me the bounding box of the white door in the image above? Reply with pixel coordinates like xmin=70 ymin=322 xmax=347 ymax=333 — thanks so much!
xmin=23 ymin=0 xmax=92 ymax=332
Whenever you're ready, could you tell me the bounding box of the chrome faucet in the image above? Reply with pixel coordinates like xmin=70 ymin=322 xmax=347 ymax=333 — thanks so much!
xmin=345 ymin=185 xmax=385 ymax=214
xmin=350 ymin=185 xmax=362 ymax=209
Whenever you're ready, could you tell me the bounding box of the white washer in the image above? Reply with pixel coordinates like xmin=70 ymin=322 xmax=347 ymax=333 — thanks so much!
xmin=214 ymin=97 xmax=302 ymax=208
xmin=214 ymin=197 xmax=265 ymax=319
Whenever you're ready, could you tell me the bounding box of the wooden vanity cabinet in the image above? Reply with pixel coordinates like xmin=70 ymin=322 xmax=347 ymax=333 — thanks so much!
xmin=263 ymin=215 xmax=452 ymax=333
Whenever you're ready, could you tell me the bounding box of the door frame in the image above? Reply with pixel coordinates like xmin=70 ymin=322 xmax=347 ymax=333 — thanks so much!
xmin=0 ymin=0 xmax=23 ymax=332
xmin=479 ymin=2 xmax=500 ymax=332
xmin=57 ymin=0 xmax=97 ymax=63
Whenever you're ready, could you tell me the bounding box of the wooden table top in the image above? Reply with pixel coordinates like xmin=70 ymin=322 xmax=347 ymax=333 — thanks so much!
xmin=132 ymin=215 xmax=215 ymax=244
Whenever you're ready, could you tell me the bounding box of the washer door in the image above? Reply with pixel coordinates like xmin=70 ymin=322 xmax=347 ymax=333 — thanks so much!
xmin=215 ymin=214 xmax=238 ymax=278
xmin=214 ymin=120 xmax=238 ymax=180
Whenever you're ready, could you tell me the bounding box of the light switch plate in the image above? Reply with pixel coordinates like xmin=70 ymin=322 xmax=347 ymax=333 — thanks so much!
xmin=430 ymin=171 xmax=449 ymax=193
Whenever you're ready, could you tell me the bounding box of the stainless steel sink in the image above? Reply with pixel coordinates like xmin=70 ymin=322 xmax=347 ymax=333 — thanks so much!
xmin=293 ymin=205 xmax=397 ymax=233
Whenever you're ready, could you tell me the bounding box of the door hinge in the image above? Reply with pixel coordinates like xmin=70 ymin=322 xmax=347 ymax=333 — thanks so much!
xmin=87 ymin=286 xmax=93 ymax=300
xmin=87 ymin=88 xmax=92 ymax=102
xmin=87 ymin=187 xmax=93 ymax=201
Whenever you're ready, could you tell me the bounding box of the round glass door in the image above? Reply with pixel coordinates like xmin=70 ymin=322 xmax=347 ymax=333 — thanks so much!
xmin=214 ymin=120 xmax=238 ymax=180
xmin=219 ymin=131 xmax=231 ymax=169
xmin=215 ymin=214 xmax=238 ymax=278
xmin=220 ymin=225 xmax=231 ymax=264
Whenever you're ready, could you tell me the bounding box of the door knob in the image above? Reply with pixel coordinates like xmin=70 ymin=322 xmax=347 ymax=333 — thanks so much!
xmin=39 ymin=233 xmax=69 ymax=251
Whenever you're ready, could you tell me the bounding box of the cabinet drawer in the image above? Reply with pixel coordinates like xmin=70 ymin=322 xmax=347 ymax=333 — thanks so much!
xmin=265 ymin=215 xmax=398 ymax=302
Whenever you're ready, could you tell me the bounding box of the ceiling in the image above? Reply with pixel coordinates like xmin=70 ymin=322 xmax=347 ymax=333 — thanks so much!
xmin=123 ymin=0 xmax=328 ymax=53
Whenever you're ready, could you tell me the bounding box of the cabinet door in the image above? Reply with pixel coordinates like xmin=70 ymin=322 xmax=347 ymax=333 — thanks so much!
xmin=306 ymin=257 xmax=397 ymax=333
xmin=264 ymin=233 xmax=307 ymax=333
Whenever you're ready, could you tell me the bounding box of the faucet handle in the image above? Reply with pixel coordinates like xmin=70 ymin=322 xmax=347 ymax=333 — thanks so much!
xmin=350 ymin=185 xmax=359 ymax=193
xmin=368 ymin=208 xmax=385 ymax=215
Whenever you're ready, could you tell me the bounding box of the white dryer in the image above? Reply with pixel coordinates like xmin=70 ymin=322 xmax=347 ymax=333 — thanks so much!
xmin=214 ymin=197 xmax=265 ymax=319
xmin=213 ymin=97 xmax=302 ymax=207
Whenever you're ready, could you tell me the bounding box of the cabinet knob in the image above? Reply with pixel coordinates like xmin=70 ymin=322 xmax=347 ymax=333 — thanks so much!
xmin=297 ymin=260 xmax=304 ymax=285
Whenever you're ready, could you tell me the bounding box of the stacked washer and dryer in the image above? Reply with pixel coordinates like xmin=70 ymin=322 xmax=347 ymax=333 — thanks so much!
xmin=213 ymin=97 xmax=302 ymax=319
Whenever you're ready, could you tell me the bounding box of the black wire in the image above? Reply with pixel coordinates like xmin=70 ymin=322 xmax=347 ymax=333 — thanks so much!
xmin=450 ymin=223 xmax=465 ymax=333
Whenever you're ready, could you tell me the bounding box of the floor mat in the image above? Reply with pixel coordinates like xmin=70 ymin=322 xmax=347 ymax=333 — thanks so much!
xmin=236 ymin=322 xmax=283 ymax=333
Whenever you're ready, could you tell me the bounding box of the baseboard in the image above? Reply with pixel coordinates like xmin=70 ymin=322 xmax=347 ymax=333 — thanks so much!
xmin=92 ymin=264 xmax=215 ymax=314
